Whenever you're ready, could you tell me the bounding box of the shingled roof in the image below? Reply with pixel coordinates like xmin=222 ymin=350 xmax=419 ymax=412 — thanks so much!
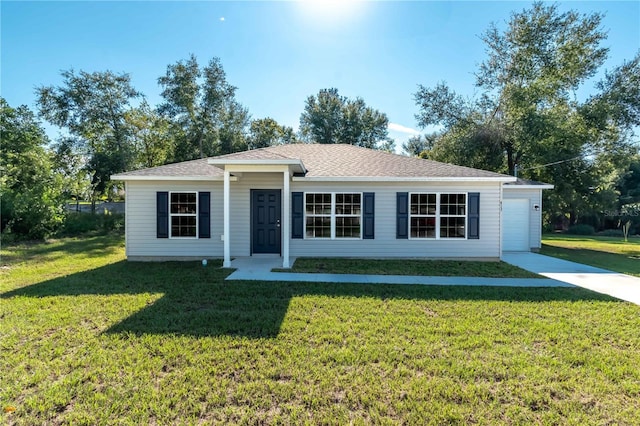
xmin=113 ymin=144 xmax=514 ymax=181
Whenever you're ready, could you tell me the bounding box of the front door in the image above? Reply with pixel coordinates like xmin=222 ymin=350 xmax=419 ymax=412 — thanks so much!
xmin=251 ymin=189 xmax=281 ymax=254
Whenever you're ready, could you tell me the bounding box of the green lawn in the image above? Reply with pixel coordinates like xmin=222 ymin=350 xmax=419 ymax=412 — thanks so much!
xmin=541 ymin=234 xmax=640 ymax=277
xmin=2 ymin=235 xmax=640 ymax=424
xmin=281 ymin=258 xmax=539 ymax=278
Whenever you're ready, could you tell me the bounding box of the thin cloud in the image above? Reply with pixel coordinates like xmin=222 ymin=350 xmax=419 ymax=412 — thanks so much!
xmin=220 ymin=17 xmax=225 ymax=22
xmin=388 ymin=123 xmax=420 ymax=136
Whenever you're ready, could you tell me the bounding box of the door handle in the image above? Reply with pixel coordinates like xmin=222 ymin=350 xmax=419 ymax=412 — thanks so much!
xmin=276 ymin=219 xmax=281 ymax=228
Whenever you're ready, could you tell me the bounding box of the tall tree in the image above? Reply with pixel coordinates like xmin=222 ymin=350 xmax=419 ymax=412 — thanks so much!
xmin=414 ymin=2 xmax=640 ymax=226
xmin=36 ymin=69 xmax=140 ymax=204
xmin=0 ymin=99 xmax=64 ymax=239
xmin=299 ymin=88 xmax=391 ymax=149
xmin=158 ymin=55 xmax=248 ymax=160
xmin=125 ymin=101 xmax=174 ymax=168
xmin=248 ymin=117 xmax=296 ymax=150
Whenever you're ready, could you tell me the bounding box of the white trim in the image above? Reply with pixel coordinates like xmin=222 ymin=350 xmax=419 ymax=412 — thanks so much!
xmin=168 ymin=191 xmax=198 ymax=239
xmin=292 ymin=176 xmax=515 ymax=183
xmin=408 ymin=192 xmax=468 ymax=240
xmin=124 ymin=182 xmax=129 ymax=257
xmin=223 ymin=171 xmax=231 ymax=268
xmin=282 ymin=171 xmax=290 ymax=268
xmin=111 ymin=175 xmax=236 ymax=182
xmin=304 ymin=192 xmax=363 ymax=240
xmin=503 ymin=184 xmax=554 ymax=189
xmin=208 ymin=158 xmax=306 ymax=174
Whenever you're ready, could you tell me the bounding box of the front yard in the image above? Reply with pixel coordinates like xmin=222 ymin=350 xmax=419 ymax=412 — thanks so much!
xmin=542 ymin=234 xmax=640 ymax=277
xmin=2 ymin=235 xmax=640 ymax=424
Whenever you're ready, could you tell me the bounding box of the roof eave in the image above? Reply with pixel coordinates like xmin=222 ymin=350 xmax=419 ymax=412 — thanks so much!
xmin=110 ymin=175 xmax=233 ymax=182
xmin=292 ymin=176 xmax=516 ymax=182
xmin=208 ymin=158 xmax=307 ymax=174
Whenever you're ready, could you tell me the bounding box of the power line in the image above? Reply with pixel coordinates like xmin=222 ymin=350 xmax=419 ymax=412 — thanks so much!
xmin=515 ymin=155 xmax=583 ymax=177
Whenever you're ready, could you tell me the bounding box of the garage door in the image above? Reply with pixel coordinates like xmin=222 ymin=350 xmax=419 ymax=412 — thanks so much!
xmin=502 ymin=199 xmax=530 ymax=251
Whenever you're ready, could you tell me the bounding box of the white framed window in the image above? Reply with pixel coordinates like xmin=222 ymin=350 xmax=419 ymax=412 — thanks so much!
xmin=170 ymin=192 xmax=198 ymax=238
xmin=409 ymin=192 xmax=467 ymax=239
xmin=305 ymin=193 xmax=362 ymax=239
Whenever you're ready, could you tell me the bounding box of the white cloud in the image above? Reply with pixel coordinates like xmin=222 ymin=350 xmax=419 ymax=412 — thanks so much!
xmin=387 ymin=122 xmax=420 ymax=136
xmin=220 ymin=17 xmax=225 ymax=22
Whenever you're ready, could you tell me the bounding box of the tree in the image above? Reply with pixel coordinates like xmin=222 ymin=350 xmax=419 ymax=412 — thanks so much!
xmin=125 ymin=101 xmax=174 ymax=168
xmin=414 ymin=2 xmax=640 ymax=226
xmin=158 ymin=55 xmax=248 ymax=160
xmin=299 ymin=88 xmax=392 ymax=149
xmin=0 ymin=98 xmax=64 ymax=239
xmin=36 ymin=69 xmax=141 ymax=205
xmin=247 ymin=117 xmax=296 ymax=150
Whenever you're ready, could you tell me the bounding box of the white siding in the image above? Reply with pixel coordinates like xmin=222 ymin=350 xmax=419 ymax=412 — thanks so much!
xmin=125 ymin=181 xmax=223 ymax=259
xmin=124 ymin=177 xmax=502 ymax=260
xmin=290 ymin=181 xmax=502 ymax=259
xmin=503 ymin=188 xmax=543 ymax=249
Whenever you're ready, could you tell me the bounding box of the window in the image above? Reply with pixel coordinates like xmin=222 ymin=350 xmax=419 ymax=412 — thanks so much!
xmin=410 ymin=194 xmax=436 ymax=238
xmin=170 ymin=192 xmax=197 ymax=237
xmin=409 ymin=193 xmax=466 ymax=239
xmin=439 ymin=193 xmax=466 ymax=238
xmin=305 ymin=193 xmax=362 ymax=239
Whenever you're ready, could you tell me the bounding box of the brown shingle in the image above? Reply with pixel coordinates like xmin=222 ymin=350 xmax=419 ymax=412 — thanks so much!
xmin=114 ymin=144 xmax=512 ymax=180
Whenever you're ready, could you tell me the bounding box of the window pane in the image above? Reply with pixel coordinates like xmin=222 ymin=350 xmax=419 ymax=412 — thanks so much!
xmin=410 ymin=217 xmax=436 ymax=238
xmin=440 ymin=193 xmax=466 ymax=216
xmin=306 ymin=193 xmax=332 ymax=215
xmin=305 ymin=216 xmax=331 ymax=238
xmin=336 ymin=216 xmax=360 ymax=238
xmin=171 ymin=192 xmax=197 ymax=214
xmin=411 ymin=193 xmax=436 ymax=216
xmin=440 ymin=217 xmax=465 ymax=238
xmin=171 ymin=216 xmax=196 ymax=237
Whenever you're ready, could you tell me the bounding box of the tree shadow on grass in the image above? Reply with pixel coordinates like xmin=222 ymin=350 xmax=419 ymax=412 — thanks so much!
xmin=1 ymin=259 xmax=622 ymax=339
xmin=1 ymin=233 xmax=124 ymax=265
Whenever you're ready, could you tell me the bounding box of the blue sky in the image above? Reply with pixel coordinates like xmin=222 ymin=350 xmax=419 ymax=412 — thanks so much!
xmin=2 ymin=1 xmax=639 ymax=148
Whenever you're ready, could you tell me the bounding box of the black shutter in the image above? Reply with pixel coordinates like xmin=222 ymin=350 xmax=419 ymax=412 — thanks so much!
xmin=396 ymin=192 xmax=408 ymax=239
xmin=157 ymin=192 xmax=169 ymax=238
xmin=292 ymin=192 xmax=304 ymax=239
xmin=198 ymin=192 xmax=211 ymax=238
xmin=363 ymin=192 xmax=375 ymax=239
xmin=468 ymin=192 xmax=480 ymax=239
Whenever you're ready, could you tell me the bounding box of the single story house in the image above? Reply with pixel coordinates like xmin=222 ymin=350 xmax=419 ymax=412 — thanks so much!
xmin=112 ymin=144 xmax=552 ymax=267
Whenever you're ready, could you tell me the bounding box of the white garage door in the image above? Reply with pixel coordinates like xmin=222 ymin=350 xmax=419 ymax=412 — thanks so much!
xmin=502 ymin=199 xmax=530 ymax=251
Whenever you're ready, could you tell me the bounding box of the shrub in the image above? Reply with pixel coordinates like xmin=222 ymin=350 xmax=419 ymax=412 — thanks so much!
xmin=60 ymin=212 xmax=124 ymax=236
xmin=566 ymin=224 xmax=595 ymax=235
xmin=598 ymin=229 xmax=624 ymax=237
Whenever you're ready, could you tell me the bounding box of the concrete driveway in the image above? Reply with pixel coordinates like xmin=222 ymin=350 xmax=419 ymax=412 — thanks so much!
xmin=502 ymin=252 xmax=640 ymax=305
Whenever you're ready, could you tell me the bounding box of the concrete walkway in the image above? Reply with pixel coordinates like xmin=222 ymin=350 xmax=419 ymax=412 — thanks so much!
xmin=225 ymin=256 xmax=571 ymax=287
xmin=502 ymin=252 xmax=640 ymax=305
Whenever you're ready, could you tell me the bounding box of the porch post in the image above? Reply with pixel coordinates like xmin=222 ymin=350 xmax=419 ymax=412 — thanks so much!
xmin=282 ymin=169 xmax=290 ymax=268
xmin=223 ymin=169 xmax=231 ymax=267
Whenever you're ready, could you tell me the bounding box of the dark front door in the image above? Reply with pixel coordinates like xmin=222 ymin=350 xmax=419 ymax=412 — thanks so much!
xmin=251 ymin=189 xmax=281 ymax=254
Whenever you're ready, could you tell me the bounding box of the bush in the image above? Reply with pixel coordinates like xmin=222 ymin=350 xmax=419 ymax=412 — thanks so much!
xmin=598 ymin=229 xmax=624 ymax=237
xmin=566 ymin=224 xmax=595 ymax=235
xmin=59 ymin=212 xmax=124 ymax=236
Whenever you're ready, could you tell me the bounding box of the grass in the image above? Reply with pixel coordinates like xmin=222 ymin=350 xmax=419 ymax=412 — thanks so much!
xmin=279 ymin=258 xmax=540 ymax=278
xmin=541 ymin=234 xmax=640 ymax=277
xmin=2 ymin=235 xmax=640 ymax=424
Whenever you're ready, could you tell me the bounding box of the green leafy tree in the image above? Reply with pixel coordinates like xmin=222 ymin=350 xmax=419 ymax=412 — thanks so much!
xmin=158 ymin=55 xmax=248 ymax=159
xmin=0 ymin=99 xmax=64 ymax=239
xmin=36 ymin=69 xmax=141 ymax=205
xmin=299 ymin=88 xmax=392 ymax=149
xmin=414 ymin=2 xmax=640 ymax=226
xmin=125 ymin=101 xmax=174 ymax=168
xmin=248 ymin=117 xmax=296 ymax=150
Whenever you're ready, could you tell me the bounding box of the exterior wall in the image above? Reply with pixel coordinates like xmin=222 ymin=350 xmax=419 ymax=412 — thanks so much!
xmin=503 ymin=188 xmax=543 ymax=249
xmin=290 ymin=180 xmax=502 ymax=259
xmin=125 ymin=180 xmax=223 ymax=259
xmin=124 ymin=176 xmax=502 ymax=260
